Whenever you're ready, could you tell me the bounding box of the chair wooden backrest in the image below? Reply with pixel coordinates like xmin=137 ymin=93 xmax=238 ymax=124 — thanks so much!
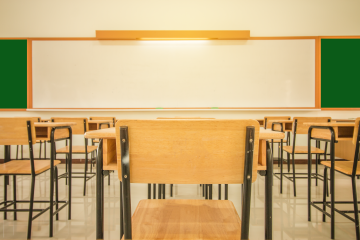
xmin=353 ymin=118 xmax=360 ymax=146
xmin=293 ymin=117 xmax=331 ymax=134
xmin=90 ymin=116 xmax=116 ymax=127
xmin=115 ymin=119 xmax=259 ymax=184
xmin=264 ymin=116 xmax=291 ymax=129
xmin=51 ymin=117 xmax=88 ymax=135
xmin=0 ymin=118 xmax=36 ymax=146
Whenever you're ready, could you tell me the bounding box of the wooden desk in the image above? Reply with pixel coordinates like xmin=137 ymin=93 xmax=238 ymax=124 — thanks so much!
xmin=85 ymin=127 xmax=284 ymax=240
xmin=88 ymin=120 xmax=111 ymax=131
xmin=268 ymin=120 xmax=293 ymax=132
xmin=304 ymin=122 xmax=355 ymax=161
xmin=34 ymin=122 xmax=76 ymax=141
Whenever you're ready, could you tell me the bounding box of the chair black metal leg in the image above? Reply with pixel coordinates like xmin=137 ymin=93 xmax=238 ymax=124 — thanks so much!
xmin=278 ymin=142 xmax=281 ymax=167
xmin=55 ymin=166 xmax=59 ymax=221
xmin=27 ymin=176 xmax=35 ymax=240
xmin=13 ymin=175 xmax=17 ymax=220
xmin=16 ymin=145 xmax=19 ymax=159
xmin=205 ymin=184 xmax=208 ymax=199
xmin=83 ymin=154 xmax=88 ymax=196
xmin=322 ymin=167 xmax=327 ymax=222
xmin=65 ymin=154 xmax=68 ymax=185
xmin=316 ymin=141 xmax=320 ymax=186
xmin=49 ymin=163 xmax=54 ymax=237
xmin=324 ymin=142 xmax=328 ymax=161
xmin=108 ymin=171 xmax=110 ymax=186
xmin=148 ymin=184 xmax=151 ymax=199
xmin=287 ymin=152 xmax=290 ymax=172
xmin=330 ymin=145 xmax=335 ymax=239
xmin=39 ymin=141 xmax=42 ymax=159
xmin=218 ymin=184 xmax=221 ymax=200
xmin=162 ymin=184 xmax=165 ymax=199
xmin=170 ymin=184 xmax=173 ymax=197
xmin=120 ymin=181 xmax=124 ymax=238
xmin=352 ymin=175 xmax=360 ymax=240
xmin=292 ymin=153 xmax=296 ymax=197
xmin=153 ymin=184 xmax=156 ymax=199
xmin=280 ymin=140 xmax=283 ymax=194
xmin=21 ymin=145 xmax=23 ymax=159
xmin=158 ymin=184 xmax=162 ymax=199
xmin=202 ymin=184 xmax=204 ymax=197
xmin=209 ymin=184 xmax=212 ymax=200
xmin=3 ymin=175 xmax=7 ymax=220
xmin=225 ymin=184 xmax=228 ymax=200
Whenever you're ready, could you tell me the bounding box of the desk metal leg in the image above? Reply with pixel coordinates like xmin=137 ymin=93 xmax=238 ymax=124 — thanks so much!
xmin=265 ymin=140 xmax=273 ymax=240
xmin=96 ymin=139 xmax=104 ymax=239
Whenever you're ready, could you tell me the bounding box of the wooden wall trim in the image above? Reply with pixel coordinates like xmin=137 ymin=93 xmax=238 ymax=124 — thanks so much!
xmin=320 ymin=36 xmax=360 ymax=39
xmin=321 ymin=108 xmax=360 ymax=111
xmin=0 ymin=109 xmax=27 ymax=111
xmin=27 ymin=40 xmax=33 ymax=109
xmin=315 ymin=37 xmax=321 ymax=108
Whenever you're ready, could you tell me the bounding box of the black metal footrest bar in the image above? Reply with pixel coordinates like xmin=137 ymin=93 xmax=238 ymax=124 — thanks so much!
xmin=273 ymin=172 xmax=324 ymax=182
xmin=311 ymin=201 xmax=360 ymax=223
xmin=0 ymin=200 xmax=68 ymax=221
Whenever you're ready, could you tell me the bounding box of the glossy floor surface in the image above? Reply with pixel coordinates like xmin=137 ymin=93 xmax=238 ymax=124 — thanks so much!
xmin=0 ymin=164 xmax=358 ymax=240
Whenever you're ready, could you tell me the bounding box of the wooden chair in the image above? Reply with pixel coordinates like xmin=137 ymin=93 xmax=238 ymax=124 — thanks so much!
xmin=0 ymin=118 xmax=71 ymax=239
xmin=156 ymin=117 xmax=217 ymax=200
xmin=116 ymin=119 xmax=259 ymax=240
xmin=308 ymin=117 xmax=360 ymax=240
xmin=264 ymin=116 xmax=291 ymax=168
xmin=52 ymin=117 xmax=97 ymax=196
xmin=282 ymin=117 xmax=330 ymax=196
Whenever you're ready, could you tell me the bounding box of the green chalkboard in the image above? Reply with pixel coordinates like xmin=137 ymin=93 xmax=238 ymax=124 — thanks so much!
xmin=321 ymin=39 xmax=360 ymax=108
xmin=0 ymin=40 xmax=27 ymax=109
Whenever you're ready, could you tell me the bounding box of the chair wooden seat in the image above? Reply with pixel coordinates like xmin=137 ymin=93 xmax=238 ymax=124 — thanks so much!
xmin=92 ymin=139 xmax=100 ymax=143
xmin=56 ymin=145 xmax=97 ymax=154
xmin=321 ymin=161 xmax=360 ymax=176
xmin=0 ymin=160 xmax=61 ymax=175
xmin=283 ymin=146 xmax=324 ymax=154
xmin=127 ymin=199 xmax=241 ymax=240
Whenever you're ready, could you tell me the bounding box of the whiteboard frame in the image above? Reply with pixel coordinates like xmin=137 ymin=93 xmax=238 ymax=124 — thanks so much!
xmin=24 ymin=36 xmax=321 ymax=110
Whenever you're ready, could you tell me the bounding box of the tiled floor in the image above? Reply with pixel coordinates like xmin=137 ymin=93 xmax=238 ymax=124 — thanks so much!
xmin=0 ymin=164 xmax=359 ymax=239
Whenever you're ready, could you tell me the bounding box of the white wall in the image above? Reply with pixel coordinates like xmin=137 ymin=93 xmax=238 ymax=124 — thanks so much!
xmin=0 ymin=0 xmax=360 ymax=158
xmin=1 ymin=0 xmax=360 ymax=37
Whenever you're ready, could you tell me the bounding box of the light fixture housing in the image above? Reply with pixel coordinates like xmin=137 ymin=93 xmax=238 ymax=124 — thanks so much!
xmin=96 ymin=30 xmax=250 ymax=40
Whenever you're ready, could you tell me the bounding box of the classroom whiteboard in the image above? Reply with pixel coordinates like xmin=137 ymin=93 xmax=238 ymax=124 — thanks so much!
xmin=32 ymin=40 xmax=315 ymax=108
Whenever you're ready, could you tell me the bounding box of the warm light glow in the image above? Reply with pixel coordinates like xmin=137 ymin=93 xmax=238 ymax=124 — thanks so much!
xmin=138 ymin=38 xmax=214 ymax=40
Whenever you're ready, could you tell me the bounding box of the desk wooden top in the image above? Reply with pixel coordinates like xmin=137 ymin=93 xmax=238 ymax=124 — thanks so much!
xmin=88 ymin=120 xmax=112 ymax=124
xmin=85 ymin=127 xmax=116 ymax=139
xmin=259 ymin=128 xmax=285 ymax=140
xmin=267 ymin=120 xmax=293 ymax=124
xmin=303 ymin=122 xmax=355 ymax=127
xmin=34 ymin=122 xmax=77 ymax=127
xmin=84 ymin=127 xmax=285 ymax=140
xmin=303 ymin=122 xmax=355 ymax=141
xmin=333 ymin=119 xmax=356 ymax=122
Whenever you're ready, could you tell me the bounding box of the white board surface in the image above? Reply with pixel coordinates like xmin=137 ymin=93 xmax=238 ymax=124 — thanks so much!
xmin=32 ymin=40 xmax=315 ymax=108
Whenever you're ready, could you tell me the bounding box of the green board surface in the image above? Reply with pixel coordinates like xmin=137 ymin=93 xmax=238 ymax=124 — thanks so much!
xmin=0 ymin=40 xmax=27 ymax=109
xmin=321 ymin=39 xmax=360 ymax=108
